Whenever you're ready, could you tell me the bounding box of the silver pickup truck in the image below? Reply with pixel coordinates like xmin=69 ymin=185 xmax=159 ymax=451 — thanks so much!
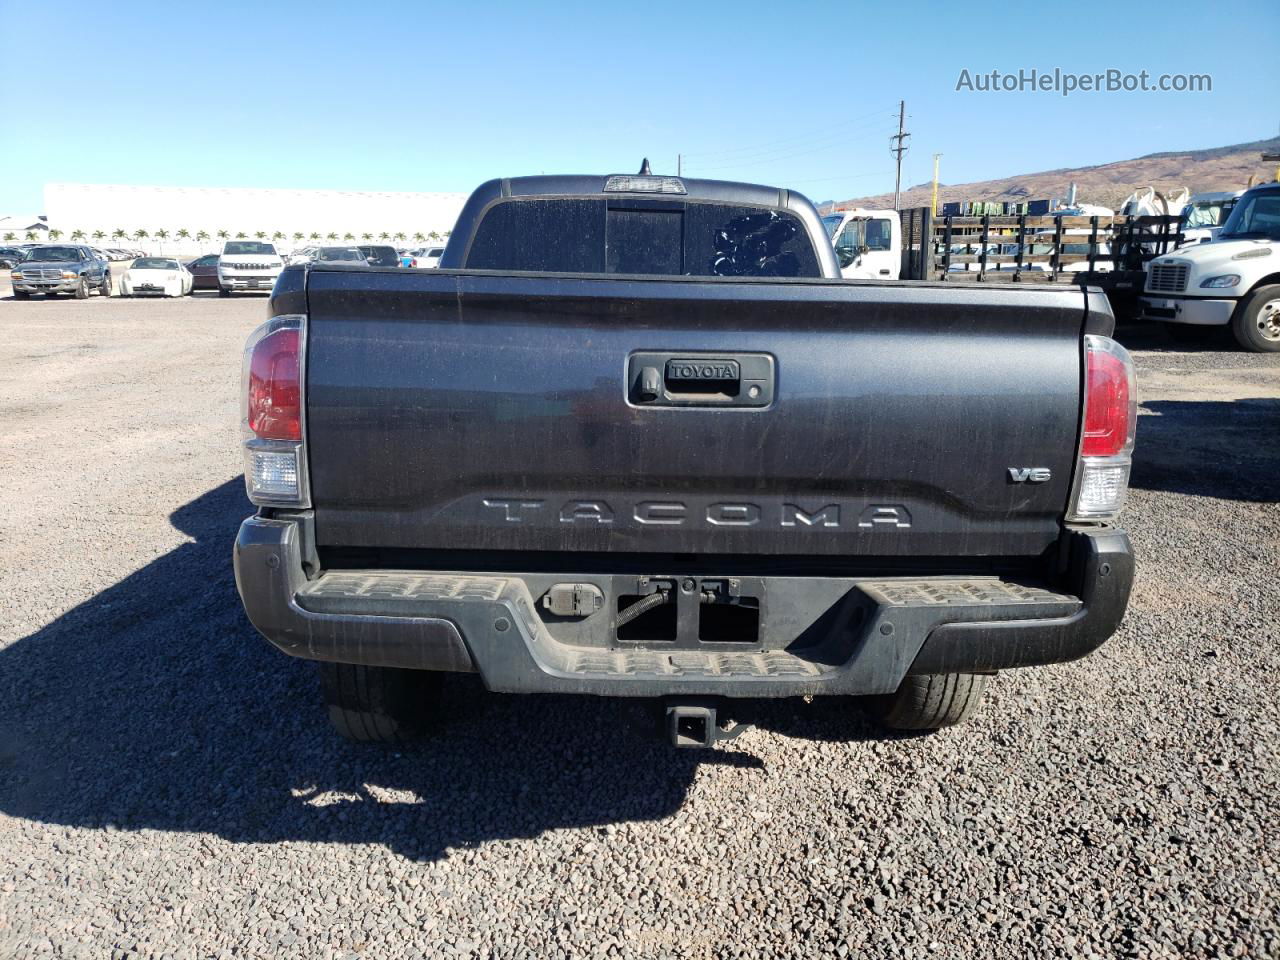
xmin=11 ymin=244 xmax=113 ymax=299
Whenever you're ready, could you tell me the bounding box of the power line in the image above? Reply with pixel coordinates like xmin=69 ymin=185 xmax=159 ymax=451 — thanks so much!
xmin=782 ymin=171 xmax=896 ymax=185
xmin=685 ymin=119 xmax=897 ymax=175
xmin=679 ymin=104 xmax=898 ymax=163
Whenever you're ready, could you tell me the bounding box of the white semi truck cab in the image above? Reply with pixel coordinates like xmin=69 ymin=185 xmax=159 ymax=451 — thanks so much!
xmin=821 ymin=208 xmax=901 ymax=280
xmin=1139 ymin=182 xmax=1280 ymax=352
xmin=1177 ymin=191 xmax=1244 ymax=247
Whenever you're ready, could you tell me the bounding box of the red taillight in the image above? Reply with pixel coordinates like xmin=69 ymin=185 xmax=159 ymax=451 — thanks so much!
xmin=1081 ymin=340 xmax=1132 ymax=457
xmin=247 ymin=327 xmax=301 ymax=440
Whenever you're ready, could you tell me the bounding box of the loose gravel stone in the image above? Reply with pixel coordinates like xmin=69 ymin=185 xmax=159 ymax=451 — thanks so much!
xmin=0 ymin=299 xmax=1276 ymax=958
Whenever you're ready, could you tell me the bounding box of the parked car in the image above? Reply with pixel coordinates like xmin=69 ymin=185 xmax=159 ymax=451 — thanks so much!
xmin=234 ymin=170 xmax=1137 ymax=747
xmin=184 ymin=254 xmax=221 ymax=290
xmin=1140 ymin=180 xmax=1280 ymax=352
xmin=414 ymin=245 xmax=445 ymax=268
xmin=10 ymin=244 xmax=111 ymax=299
xmin=121 ymin=257 xmax=194 ymax=297
xmin=358 ymin=244 xmax=401 ymax=267
xmin=287 ymin=246 xmax=317 ymax=266
xmin=0 ymin=246 xmax=25 ymax=268
xmin=217 ymin=240 xmax=284 ymax=296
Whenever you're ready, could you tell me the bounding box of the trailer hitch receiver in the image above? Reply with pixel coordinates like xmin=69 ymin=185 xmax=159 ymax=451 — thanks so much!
xmin=664 ymin=700 xmax=750 ymax=748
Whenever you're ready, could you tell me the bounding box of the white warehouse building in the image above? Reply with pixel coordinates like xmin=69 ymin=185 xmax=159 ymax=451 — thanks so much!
xmin=42 ymin=183 xmax=468 ymax=248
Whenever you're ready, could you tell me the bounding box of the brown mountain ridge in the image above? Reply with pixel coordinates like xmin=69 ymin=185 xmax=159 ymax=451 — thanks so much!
xmin=834 ymin=135 xmax=1280 ymax=212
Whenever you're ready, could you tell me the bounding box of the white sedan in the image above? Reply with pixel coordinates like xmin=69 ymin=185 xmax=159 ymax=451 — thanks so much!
xmin=120 ymin=257 xmax=194 ymax=297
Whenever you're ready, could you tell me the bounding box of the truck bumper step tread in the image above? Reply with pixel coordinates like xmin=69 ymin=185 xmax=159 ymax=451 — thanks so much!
xmin=235 ymin=516 xmax=1131 ymax=698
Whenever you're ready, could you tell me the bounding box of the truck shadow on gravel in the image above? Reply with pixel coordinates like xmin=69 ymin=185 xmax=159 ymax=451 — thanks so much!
xmin=1132 ymin=398 xmax=1280 ymax=502
xmin=0 ymin=479 xmax=894 ymax=861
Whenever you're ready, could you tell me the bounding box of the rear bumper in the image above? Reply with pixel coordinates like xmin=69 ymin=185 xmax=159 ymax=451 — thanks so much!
xmin=234 ymin=516 xmax=1133 ymax=698
xmin=1139 ymin=294 xmax=1236 ymax=326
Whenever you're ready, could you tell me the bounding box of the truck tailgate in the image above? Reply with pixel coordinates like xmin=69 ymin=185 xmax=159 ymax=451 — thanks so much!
xmin=304 ymin=269 xmax=1090 ymax=559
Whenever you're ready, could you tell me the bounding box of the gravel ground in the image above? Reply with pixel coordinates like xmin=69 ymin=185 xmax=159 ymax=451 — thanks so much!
xmin=0 ymin=294 xmax=1277 ymax=959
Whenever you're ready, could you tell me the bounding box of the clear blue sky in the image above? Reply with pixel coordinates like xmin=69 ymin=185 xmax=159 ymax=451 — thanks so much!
xmin=1 ymin=0 xmax=1275 ymax=212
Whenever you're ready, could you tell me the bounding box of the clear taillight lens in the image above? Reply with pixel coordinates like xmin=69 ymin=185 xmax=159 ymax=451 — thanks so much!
xmin=1069 ymin=335 xmax=1137 ymax=521
xmin=242 ymin=315 xmax=309 ymax=506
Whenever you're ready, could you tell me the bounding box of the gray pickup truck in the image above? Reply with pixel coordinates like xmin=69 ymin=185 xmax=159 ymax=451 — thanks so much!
xmin=11 ymin=244 xmax=112 ymax=299
xmin=234 ymin=170 xmax=1137 ymax=747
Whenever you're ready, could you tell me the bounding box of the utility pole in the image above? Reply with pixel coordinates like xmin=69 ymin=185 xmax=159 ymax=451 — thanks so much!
xmin=678 ymin=153 xmax=682 ymax=177
xmin=931 ymin=153 xmax=942 ymax=215
xmin=890 ymin=100 xmax=910 ymax=210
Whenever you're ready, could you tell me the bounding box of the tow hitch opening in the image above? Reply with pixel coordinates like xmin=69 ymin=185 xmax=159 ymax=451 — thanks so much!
xmin=664 ymin=700 xmax=750 ymax=748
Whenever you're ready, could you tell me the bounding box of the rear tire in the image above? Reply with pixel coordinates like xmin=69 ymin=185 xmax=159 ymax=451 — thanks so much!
xmin=1230 ymin=284 xmax=1280 ymax=353
xmin=318 ymin=662 xmax=439 ymax=743
xmin=100 ymin=272 xmax=111 ymax=296
xmin=865 ymin=672 xmax=990 ymax=731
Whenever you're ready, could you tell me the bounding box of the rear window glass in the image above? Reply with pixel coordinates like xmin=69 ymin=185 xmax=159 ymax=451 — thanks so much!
xmin=464 ymin=198 xmax=820 ymax=277
xmin=359 ymin=245 xmax=401 ymax=267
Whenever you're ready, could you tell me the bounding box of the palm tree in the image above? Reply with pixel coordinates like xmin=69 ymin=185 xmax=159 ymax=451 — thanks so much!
xmin=235 ymin=232 xmax=247 ymax=239
xmin=134 ymin=229 xmax=150 ymax=242
xmin=343 ymin=232 xmax=355 ymax=241
xmin=292 ymin=232 xmax=304 ymax=244
xmin=154 ymin=229 xmax=170 ymax=252
xmin=2 ymin=232 xmax=15 ymax=243
xmin=309 ymin=232 xmax=320 ymax=242
xmin=25 ymin=231 xmax=38 ymax=242
xmin=326 ymin=232 xmax=338 ymax=241
xmin=379 ymin=231 xmax=391 ymax=242
xmin=254 ymin=231 xmax=267 ymax=241
xmin=176 ymin=229 xmax=191 ymax=245
xmin=428 ymin=231 xmax=440 ymax=241
xmin=70 ymin=230 xmax=86 ymax=242
xmin=393 ymin=232 xmax=406 ymax=243
xmin=48 ymin=229 xmax=63 ymax=240
xmin=112 ymin=229 xmax=127 ymax=242
xmin=216 ymin=230 xmax=229 ymax=241
xmin=361 ymin=232 xmax=372 ymax=242
xmin=272 ymin=231 xmax=284 ymax=242
xmin=443 ymin=230 xmax=452 ymax=239
xmin=92 ymin=230 xmax=106 ymax=243
xmin=196 ymin=230 xmax=210 ymax=247
xmin=412 ymin=232 xmax=425 ymax=244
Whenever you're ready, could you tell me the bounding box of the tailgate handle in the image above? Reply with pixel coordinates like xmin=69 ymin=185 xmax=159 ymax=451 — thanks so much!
xmin=628 ymin=352 xmax=774 ymax=408
xmin=664 ymin=358 xmax=740 ymax=393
